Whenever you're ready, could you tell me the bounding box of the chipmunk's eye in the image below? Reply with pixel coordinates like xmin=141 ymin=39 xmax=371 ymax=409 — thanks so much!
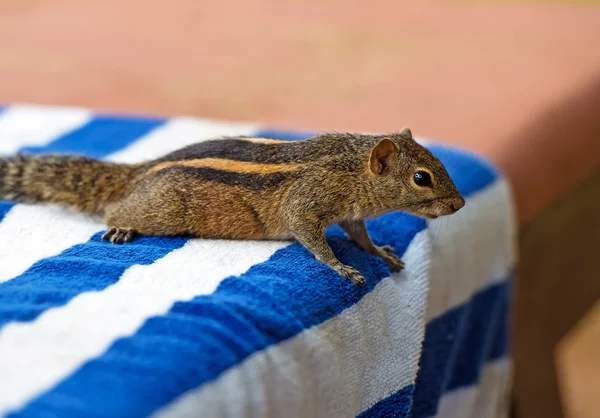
xmin=413 ymin=171 xmax=432 ymax=187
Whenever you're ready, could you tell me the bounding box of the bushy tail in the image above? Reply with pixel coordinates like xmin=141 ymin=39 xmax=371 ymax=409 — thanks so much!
xmin=0 ymin=154 xmax=141 ymax=214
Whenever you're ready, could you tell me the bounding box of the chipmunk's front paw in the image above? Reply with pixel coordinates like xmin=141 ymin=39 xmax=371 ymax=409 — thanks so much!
xmin=336 ymin=264 xmax=366 ymax=285
xmin=102 ymin=227 xmax=137 ymax=244
xmin=378 ymin=245 xmax=404 ymax=272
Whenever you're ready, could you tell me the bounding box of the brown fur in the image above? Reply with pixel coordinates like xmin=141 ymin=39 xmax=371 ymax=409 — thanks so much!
xmin=0 ymin=128 xmax=465 ymax=284
xmin=0 ymin=155 xmax=143 ymax=214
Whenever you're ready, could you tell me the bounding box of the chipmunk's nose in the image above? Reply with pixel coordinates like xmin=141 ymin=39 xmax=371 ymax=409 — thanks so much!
xmin=449 ymin=196 xmax=465 ymax=213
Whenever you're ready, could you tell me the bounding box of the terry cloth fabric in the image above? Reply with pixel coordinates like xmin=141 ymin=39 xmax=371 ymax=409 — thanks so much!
xmin=0 ymin=104 xmax=516 ymax=418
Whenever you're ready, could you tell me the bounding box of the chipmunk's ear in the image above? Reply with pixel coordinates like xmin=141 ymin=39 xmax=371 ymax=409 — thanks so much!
xmin=399 ymin=127 xmax=412 ymax=139
xmin=369 ymin=138 xmax=399 ymax=175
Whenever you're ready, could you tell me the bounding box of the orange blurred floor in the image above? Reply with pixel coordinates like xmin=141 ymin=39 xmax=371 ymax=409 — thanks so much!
xmin=1 ymin=1 xmax=598 ymax=139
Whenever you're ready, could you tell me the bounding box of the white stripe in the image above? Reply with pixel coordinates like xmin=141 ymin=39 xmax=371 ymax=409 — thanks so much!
xmin=426 ymin=179 xmax=516 ymax=321
xmin=151 ymin=179 xmax=515 ymax=418
xmin=0 ymin=117 xmax=257 ymax=283
xmin=0 ymin=239 xmax=288 ymax=414
xmin=107 ymin=117 xmax=257 ymax=163
xmin=433 ymin=358 xmax=512 ymax=418
xmin=0 ymin=207 xmax=103 ymax=283
xmin=0 ymin=104 xmax=91 ymax=155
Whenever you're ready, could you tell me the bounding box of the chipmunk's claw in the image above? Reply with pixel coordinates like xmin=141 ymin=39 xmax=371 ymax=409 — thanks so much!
xmin=378 ymin=245 xmax=405 ymax=272
xmin=102 ymin=227 xmax=137 ymax=244
xmin=337 ymin=265 xmax=366 ymax=285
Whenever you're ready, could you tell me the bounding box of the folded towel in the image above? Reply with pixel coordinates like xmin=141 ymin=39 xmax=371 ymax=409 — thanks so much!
xmin=0 ymin=104 xmax=516 ymax=418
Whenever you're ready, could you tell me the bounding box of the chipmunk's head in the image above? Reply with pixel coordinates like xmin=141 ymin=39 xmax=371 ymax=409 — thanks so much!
xmin=367 ymin=128 xmax=465 ymax=219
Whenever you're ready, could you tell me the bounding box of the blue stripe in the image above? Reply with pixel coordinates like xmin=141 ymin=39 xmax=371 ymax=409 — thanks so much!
xmin=357 ymin=384 xmax=414 ymax=418
xmin=487 ymin=282 xmax=510 ymax=362
xmin=444 ymin=278 xmax=510 ymax=391
xmin=0 ymin=202 xmax=13 ymax=224
xmin=362 ymin=278 xmax=511 ymax=418
xmin=19 ymin=115 xmax=164 ymax=159
xmin=0 ymin=115 xmax=165 ymax=223
xmin=8 ymin=133 xmax=501 ymax=418
xmin=409 ymin=301 xmax=467 ymax=417
xmin=416 ymin=280 xmax=509 ymax=417
xmin=0 ymin=233 xmax=187 ymax=330
xmin=254 ymin=128 xmax=317 ymax=141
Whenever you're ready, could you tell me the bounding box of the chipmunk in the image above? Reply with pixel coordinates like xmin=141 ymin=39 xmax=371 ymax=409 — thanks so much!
xmin=0 ymin=128 xmax=464 ymax=285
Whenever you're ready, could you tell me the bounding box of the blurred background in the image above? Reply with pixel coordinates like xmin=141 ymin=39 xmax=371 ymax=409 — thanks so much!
xmin=1 ymin=1 xmax=599 ymax=417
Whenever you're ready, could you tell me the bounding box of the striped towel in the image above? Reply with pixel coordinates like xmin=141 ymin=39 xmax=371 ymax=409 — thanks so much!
xmin=0 ymin=104 xmax=516 ymax=418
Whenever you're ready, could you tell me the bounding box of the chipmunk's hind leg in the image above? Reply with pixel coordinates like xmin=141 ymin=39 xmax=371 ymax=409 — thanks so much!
xmin=103 ymin=172 xmax=191 ymax=240
xmin=102 ymin=227 xmax=137 ymax=244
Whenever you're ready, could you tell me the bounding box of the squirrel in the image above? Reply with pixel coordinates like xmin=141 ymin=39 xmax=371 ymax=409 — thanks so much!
xmin=0 ymin=128 xmax=464 ymax=285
